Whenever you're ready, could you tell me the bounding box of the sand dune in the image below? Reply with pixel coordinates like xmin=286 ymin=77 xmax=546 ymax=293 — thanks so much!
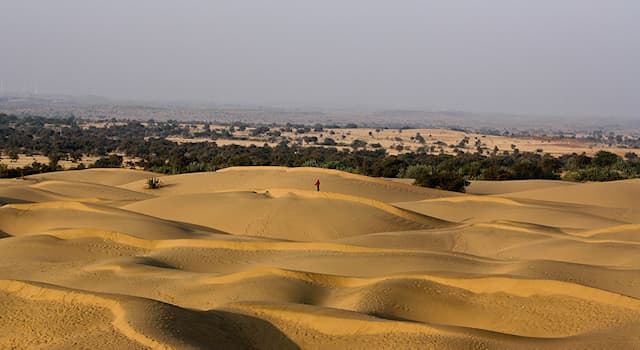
xmin=0 ymin=167 xmax=638 ymax=349
xmin=0 ymin=200 xmax=227 ymax=240
xmin=467 ymin=179 xmax=577 ymax=195
xmin=503 ymin=179 xmax=640 ymax=209
xmin=29 ymin=168 xmax=161 ymax=186
xmin=120 ymin=166 xmax=458 ymax=203
xmin=123 ymin=189 xmax=447 ymax=241
xmin=0 ymin=182 xmax=69 ymax=204
xmin=394 ymin=195 xmax=629 ymax=230
xmin=30 ymin=180 xmax=153 ymax=205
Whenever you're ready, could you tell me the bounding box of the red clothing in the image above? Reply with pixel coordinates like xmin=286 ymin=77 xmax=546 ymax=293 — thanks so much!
xmin=314 ymin=179 xmax=320 ymax=187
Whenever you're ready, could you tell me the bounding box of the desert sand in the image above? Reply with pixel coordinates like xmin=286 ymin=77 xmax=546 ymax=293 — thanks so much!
xmin=0 ymin=167 xmax=639 ymax=349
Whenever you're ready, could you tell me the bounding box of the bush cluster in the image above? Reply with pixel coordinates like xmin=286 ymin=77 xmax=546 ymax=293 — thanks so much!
xmin=2 ymin=113 xmax=639 ymax=192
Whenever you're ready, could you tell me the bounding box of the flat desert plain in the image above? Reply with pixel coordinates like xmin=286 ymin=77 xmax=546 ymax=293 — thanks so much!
xmin=170 ymin=126 xmax=639 ymax=157
xmin=0 ymin=167 xmax=639 ymax=349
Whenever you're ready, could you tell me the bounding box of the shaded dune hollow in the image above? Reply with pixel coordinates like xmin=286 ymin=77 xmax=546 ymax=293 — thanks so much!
xmin=0 ymin=167 xmax=639 ymax=349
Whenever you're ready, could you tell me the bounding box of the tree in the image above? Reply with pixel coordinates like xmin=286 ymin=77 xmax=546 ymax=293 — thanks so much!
xmin=592 ymin=150 xmax=620 ymax=168
xmin=414 ymin=167 xmax=469 ymax=193
xmin=351 ymin=140 xmax=367 ymax=149
xmin=48 ymin=152 xmax=62 ymax=170
xmin=8 ymin=150 xmax=19 ymax=162
xmin=250 ymin=126 xmax=270 ymax=136
xmin=482 ymin=165 xmax=514 ymax=180
xmin=371 ymin=157 xmax=407 ymax=178
xmin=322 ymin=138 xmax=337 ymax=146
xmin=563 ymin=167 xmax=623 ymax=182
xmin=92 ymin=154 xmax=123 ymax=168
xmin=624 ymin=152 xmax=638 ymax=161
xmin=303 ymin=136 xmax=318 ymax=144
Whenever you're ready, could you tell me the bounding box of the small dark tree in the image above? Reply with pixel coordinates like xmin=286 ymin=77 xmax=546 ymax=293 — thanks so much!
xmin=92 ymin=154 xmax=123 ymax=168
xmin=322 ymin=138 xmax=337 ymax=146
xmin=592 ymin=150 xmax=620 ymax=168
xmin=8 ymin=150 xmax=19 ymax=162
xmin=147 ymin=177 xmax=161 ymax=189
xmin=351 ymin=140 xmax=367 ymax=149
xmin=414 ymin=168 xmax=469 ymax=193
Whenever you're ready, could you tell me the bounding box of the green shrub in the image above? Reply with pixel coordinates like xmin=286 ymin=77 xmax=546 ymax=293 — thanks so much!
xmin=413 ymin=167 xmax=469 ymax=192
xmin=147 ymin=177 xmax=161 ymax=189
xmin=562 ymin=168 xmax=624 ymax=182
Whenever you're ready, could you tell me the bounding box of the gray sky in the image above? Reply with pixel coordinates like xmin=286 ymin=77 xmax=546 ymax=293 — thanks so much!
xmin=1 ymin=1 xmax=638 ymax=117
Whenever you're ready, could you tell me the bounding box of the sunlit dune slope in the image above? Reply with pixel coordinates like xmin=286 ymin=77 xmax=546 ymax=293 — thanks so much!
xmin=28 ymin=168 xmax=161 ymax=186
xmin=0 ymin=279 xmax=298 ymax=350
xmin=503 ymin=179 xmax=640 ymax=209
xmin=120 ymin=166 xmax=458 ymax=203
xmin=0 ymin=201 xmax=226 ymax=240
xmin=123 ymin=189 xmax=448 ymax=241
xmin=467 ymin=179 xmax=577 ymax=195
xmin=0 ymin=182 xmax=69 ymax=204
xmin=394 ymin=195 xmax=629 ymax=230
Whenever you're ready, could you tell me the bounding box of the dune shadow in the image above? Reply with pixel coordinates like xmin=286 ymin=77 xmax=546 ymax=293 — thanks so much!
xmin=134 ymin=257 xmax=179 ymax=270
xmin=365 ymin=311 xmax=523 ymax=340
xmin=0 ymin=197 xmax=34 ymax=206
xmin=125 ymin=300 xmax=301 ymax=349
xmin=155 ymin=183 xmax=178 ymax=189
xmin=367 ymin=311 xmax=421 ymax=324
xmin=206 ymin=310 xmax=301 ymax=350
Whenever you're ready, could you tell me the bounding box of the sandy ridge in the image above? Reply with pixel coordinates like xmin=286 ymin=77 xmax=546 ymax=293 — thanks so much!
xmin=0 ymin=279 xmax=173 ymax=350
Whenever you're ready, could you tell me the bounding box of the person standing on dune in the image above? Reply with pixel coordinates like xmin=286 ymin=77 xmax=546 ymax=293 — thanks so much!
xmin=314 ymin=179 xmax=320 ymax=192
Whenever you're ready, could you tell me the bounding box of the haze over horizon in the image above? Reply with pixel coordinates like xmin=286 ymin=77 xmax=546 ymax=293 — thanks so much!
xmin=1 ymin=1 xmax=638 ymax=118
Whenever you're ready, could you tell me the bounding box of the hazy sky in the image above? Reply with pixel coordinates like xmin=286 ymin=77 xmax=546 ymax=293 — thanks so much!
xmin=1 ymin=1 xmax=638 ymax=117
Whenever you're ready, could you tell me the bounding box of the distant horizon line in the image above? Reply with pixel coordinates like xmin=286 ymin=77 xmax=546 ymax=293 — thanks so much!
xmin=0 ymin=90 xmax=636 ymax=122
